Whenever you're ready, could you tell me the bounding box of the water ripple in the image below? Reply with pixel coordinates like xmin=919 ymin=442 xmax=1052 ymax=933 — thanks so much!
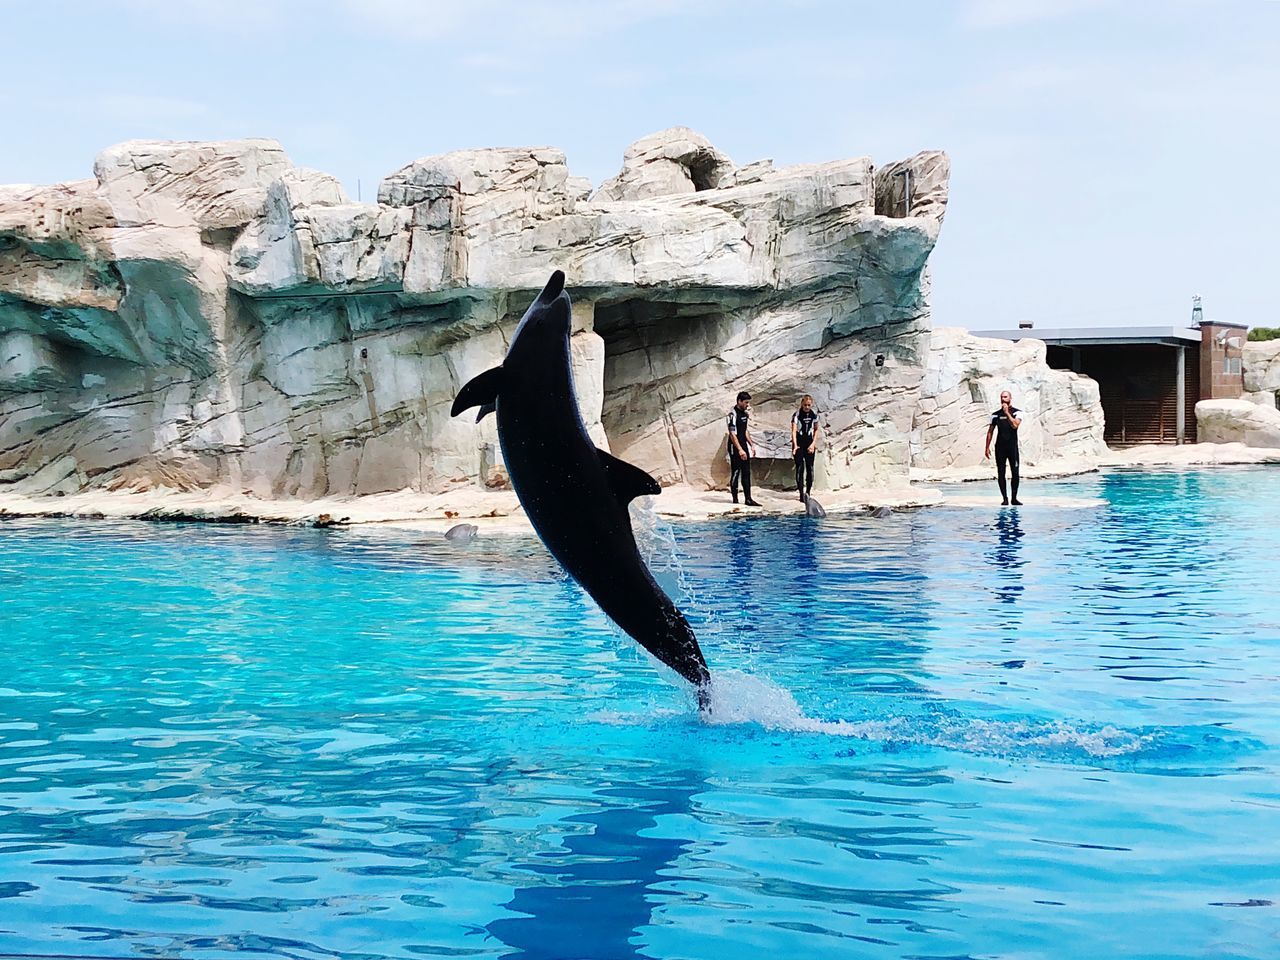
xmin=1 ymin=468 xmax=1278 ymax=958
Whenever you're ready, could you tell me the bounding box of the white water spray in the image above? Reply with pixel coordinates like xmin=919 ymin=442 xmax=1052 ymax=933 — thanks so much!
xmin=699 ymin=670 xmax=1150 ymax=757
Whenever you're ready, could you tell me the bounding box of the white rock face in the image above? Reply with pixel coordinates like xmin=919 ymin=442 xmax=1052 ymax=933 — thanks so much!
xmin=1196 ymin=398 xmax=1280 ymax=448
xmin=911 ymin=328 xmax=1107 ymax=469
xmin=1244 ymin=340 xmax=1280 ymax=395
xmin=1241 ymin=390 xmax=1279 ymax=409
xmin=2 ymin=129 xmax=960 ymax=498
xmin=93 ymin=139 xmax=291 ymax=230
xmin=591 ymin=127 xmax=735 ymax=201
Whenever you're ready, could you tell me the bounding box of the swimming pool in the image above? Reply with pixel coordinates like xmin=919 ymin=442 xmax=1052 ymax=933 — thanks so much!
xmin=1 ymin=467 xmax=1277 ymax=959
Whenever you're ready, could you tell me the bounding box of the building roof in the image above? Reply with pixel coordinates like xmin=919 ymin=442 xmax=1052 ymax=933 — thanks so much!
xmin=970 ymin=325 xmax=1201 ymax=347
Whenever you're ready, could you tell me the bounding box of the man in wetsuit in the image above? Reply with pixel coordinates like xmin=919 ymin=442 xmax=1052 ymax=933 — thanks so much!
xmin=984 ymin=390 xmax=1023 ymax=506
xmin=727 ymin=391 xmax=760 ymax=506
xmin=791 ymin=394 xmax=821 ymax=502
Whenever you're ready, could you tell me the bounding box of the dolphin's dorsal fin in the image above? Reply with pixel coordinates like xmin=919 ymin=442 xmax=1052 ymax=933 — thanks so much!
xmin=597 ymin=449 xmax=662 ymax=505
xmin=452 ymin=366 xmax=503 ymax=422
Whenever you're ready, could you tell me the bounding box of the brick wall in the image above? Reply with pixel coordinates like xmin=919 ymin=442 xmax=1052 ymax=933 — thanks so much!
xmin=1199 ymin=322 xmax=1247 ymax=400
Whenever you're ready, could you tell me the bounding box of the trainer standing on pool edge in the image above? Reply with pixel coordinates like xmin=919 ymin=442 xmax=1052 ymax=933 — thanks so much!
xmin=727 ymin=391 xmax=760 ymax=507
xmin=791 ymin=395 xmax=820 ymax=503
xmin=984 ymin=390 xmax=1023 ymax=506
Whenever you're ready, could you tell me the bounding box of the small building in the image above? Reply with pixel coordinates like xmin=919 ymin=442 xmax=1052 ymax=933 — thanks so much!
xmin=973 ymin=314 xmax=1247 ymax=445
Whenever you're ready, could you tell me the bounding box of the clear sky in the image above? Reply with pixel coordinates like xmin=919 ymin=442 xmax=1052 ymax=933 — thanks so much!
xmin=2 ymin=0 xmax=1276 ymax=330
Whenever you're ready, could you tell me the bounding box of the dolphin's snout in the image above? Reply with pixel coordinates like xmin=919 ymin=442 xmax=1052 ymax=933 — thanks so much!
xmin=536 ymin=270 xmax=566 ymax=304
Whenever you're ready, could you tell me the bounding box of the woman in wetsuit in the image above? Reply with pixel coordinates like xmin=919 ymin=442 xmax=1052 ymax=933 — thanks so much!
xmin=791 ymin=395 xmax=821 ymax=503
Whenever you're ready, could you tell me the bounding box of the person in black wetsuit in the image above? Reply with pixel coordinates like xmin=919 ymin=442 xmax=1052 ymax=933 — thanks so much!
xmin=726 ymin=391 xmax=760 ymax=506
xmin=790 ymin=395 xmax=821 ymax=502
xmin=984 ymin=389 xmax=1023 ymax=506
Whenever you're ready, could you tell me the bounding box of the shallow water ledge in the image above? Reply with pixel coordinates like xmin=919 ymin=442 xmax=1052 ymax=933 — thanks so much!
xmin=1 ymin=443 xmax=1274 ymax=533
xmin=911 ymin=440 xmax=1280 ymax=483
xmin=0 ymin=483 xmax=943 ymax=534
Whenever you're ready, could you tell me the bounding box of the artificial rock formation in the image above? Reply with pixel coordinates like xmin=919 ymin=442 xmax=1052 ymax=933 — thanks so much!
xmin=1196 ymin=398 xmax=1280 ymax=449
xmin=1243 ymin=340 xmax=1280 ymax=408
xmin=1 ymin=128 xmax=957 ymax=498
xmin=911 ymin=328 xmax=1108 ymax=470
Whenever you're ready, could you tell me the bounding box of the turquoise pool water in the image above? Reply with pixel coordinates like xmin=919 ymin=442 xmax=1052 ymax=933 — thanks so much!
xmin=1 ymin=467 xmax=1278 ymax=959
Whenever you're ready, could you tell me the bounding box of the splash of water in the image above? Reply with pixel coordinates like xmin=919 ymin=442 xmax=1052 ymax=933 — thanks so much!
xmin=631 ymin=498 xmax=697 ymax=606
xmin=704 ymin=670 xmax=1150 ymax=757
xmin=584 ymin=670 xmax=1153 ymax=761
xmin=702 ymin=670 xmax=859 ymax=732
xmin=631 ymin=497 xmax=727 ymax=644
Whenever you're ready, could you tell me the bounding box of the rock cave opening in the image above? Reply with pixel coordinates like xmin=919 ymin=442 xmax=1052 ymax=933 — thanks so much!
xmin=683 ymin=151 xmax=723 ymax=192
xmin=593 ymin=295 xmax=737 ymax=485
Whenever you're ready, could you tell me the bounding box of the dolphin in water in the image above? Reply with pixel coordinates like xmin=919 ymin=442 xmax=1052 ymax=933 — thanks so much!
xmin=443 ymin=522 xmax=479 ymax=543
xmin=450 ymin=271 xmax=712 ymax=709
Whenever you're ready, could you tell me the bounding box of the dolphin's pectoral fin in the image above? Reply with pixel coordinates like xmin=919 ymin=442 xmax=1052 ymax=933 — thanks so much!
xmin=596 ymin=449 xmax=662 ymax=505
xmin=451 ymin=366 xmax=503 ymax=419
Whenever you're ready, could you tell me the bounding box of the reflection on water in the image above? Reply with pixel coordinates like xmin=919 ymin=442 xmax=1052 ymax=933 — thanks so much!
xmin=1 ymin=467 xmax=1280 ymax=959
xmin=990 ymin=508 xmax=1025 ymax=608
xmin=489 ymin=769 xmax=702 ymax=960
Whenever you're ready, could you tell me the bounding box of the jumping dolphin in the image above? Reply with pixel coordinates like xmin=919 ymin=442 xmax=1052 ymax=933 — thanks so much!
xmin=450 ymin=271 xmax=712 ymax=708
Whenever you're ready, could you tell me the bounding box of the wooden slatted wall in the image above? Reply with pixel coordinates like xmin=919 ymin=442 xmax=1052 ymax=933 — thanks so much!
xmin=1077 ymin=344 xmax=1198 ymax=445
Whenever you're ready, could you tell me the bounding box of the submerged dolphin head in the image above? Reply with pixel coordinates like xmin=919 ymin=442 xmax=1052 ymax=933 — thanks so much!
xmin=443 ymin=522 xmax=479 ymax=543
xmin=506 ymin=270 xmax=570 ymax=365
